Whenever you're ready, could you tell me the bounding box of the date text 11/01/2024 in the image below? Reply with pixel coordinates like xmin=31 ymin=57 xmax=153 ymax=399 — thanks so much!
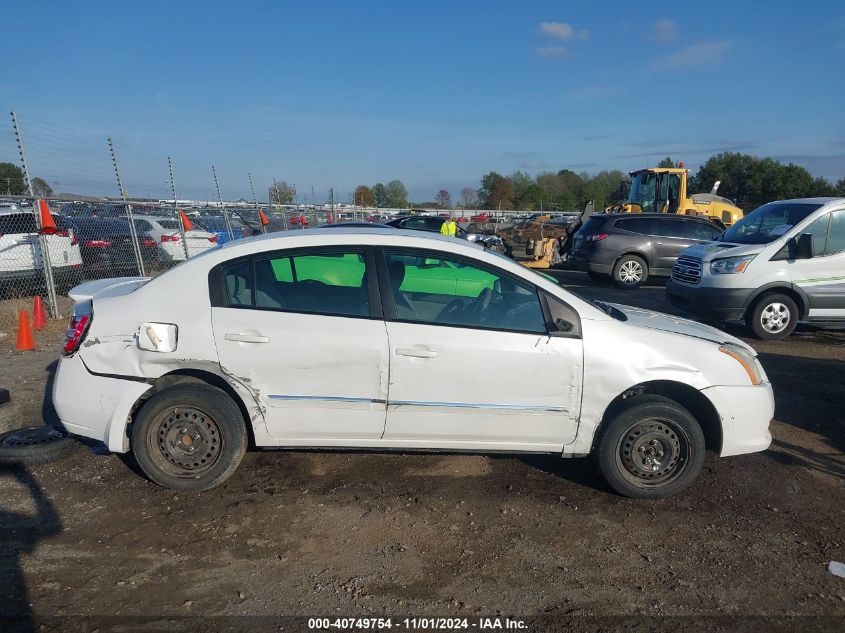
xmin=308 ymin=617 xmax=528 ymax=630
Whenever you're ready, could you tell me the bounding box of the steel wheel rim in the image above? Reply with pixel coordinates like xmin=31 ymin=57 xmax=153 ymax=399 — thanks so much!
xmin=1 ymin=427 xmax=66 ymax=448
xmin=148 ymin=406 xmax=222 ymax=478
xmin=760 ymin=302 xmax=790 ymax=333
xmin=619 ymin=260 xmax=643 ymax=284
xmin=616 ymin=418 xmax=690 ymax=487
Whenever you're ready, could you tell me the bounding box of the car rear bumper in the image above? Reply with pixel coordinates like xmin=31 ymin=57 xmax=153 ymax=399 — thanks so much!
xmin=666 ymin=279 xmax=752 ymax=322
xmin=567 ymin=254 xmax=613 ymax=274
xmin=53 ymin=353 xmax=150 ymax=453
xmin=701 ymin=382 xmax=774 ymax=457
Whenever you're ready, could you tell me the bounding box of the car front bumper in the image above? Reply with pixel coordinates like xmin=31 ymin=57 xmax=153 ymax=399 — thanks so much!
xmin=702 ymin=382 xmax=774 ymax=457
xmin=666 ymin=279 xmax=753 ymax=322
xmin=53 ymin=353 xmax=151 ymax=453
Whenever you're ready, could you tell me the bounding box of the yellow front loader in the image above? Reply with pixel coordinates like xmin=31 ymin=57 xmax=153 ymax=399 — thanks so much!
xmin=607 ymin=165 xmax=743 ymax=226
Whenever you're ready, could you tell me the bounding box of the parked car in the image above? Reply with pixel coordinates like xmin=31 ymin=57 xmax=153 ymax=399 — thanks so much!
xmin=667 ymin=197 xmax=845 ymax=339
xmin=192 ymin=216 xmax=252 ymax=245
xmin=385 ymin=215 xmax=469 ymax=237
xmin=59 ymin=217 xmax=159 ymax=277
xmin=131 ymin=215 xmax=217 ymax=262
xmin=568 ymin=213 xmax=724 ymax=287
xmin=53 ymin=228 xmax=773 ymax=498
xmin=0 ymin=208 xmax=83 ymax=292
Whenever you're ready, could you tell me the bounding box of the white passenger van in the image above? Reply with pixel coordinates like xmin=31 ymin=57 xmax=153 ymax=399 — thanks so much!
xmin=667 ymin=198 xmax=845 ymax=339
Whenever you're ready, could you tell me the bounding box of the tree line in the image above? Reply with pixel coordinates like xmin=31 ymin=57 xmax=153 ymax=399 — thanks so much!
xmin=0 ymin=162 xmax=54 ymax=197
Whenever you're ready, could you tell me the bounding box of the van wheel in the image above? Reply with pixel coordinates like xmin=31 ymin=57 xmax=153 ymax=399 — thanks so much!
xmin=595 ymin=395 xmax=705 ymax=499
xmin=747 ymin=293 xmax=798 ymax=340
xmin=131 ymin=384 xmax=247 ymax=491
xmin=613 ymin=255 xmax=648 ymax=288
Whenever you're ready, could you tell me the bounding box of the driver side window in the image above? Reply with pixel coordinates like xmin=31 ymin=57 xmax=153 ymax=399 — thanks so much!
xmin=384 ymin=252 xmax=547 ymax=334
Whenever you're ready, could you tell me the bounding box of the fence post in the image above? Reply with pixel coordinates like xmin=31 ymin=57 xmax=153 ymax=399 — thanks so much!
xmin=108 ymin=137 xmax=146 ymax=277
xmin=11 ymin=110 xmax=60 ymax=319
xmin=168 ymin=156 xmax=190 ymax=259
xmin=212 ymin=165 xmax=234 ymax=241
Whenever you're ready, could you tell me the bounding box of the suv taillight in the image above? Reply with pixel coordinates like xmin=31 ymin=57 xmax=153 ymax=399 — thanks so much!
xmin=63 ymin=301 xmax=93 ymax=355
xmin=208 ymin=235 xmax=217 ymax=243
xmin=585 ymin=233 xmax=609 ymax=242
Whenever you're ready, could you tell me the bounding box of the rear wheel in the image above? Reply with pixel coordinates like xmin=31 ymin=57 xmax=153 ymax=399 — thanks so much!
xmin=131 ymin=384 xmax=247 ymax=491
xmin=595 ymin=395 xmax=705 ymax=499
xmin=613 ymin=255 xmax=648 ymax=288
xmin=747 ymin=293 xmax=798 ymax=340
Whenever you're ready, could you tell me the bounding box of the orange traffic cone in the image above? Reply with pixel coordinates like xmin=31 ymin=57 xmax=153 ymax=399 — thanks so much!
xmin=16 ymin=310 xmax=35 ymax=351
xmin=258 ymin=210 xmax=270 ymax=226
xmin=179 ymin=209 xmax=194 ymax=231
xmin=32 ymin=296 xmax=46 ymax=331
xmin=38 ymin=199 xmax=58 ymax=234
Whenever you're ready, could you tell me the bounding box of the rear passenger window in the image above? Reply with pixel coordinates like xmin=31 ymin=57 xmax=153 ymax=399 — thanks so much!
xmin=256 ymin=251 xmax=369 ymax=317
xmin=654 ymin=219 xmax=687 ymax=238
xmin=825 ymin=211 xmax=845 ymax=256
xmin=223 ymin=260 xmax=252 ymax=307
xmin=615 ymin=218 xmax=653 ymax=234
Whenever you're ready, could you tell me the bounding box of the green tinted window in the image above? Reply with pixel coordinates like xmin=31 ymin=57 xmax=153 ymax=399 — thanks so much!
xmin=386 ymin=252 xmax=546 ymax=334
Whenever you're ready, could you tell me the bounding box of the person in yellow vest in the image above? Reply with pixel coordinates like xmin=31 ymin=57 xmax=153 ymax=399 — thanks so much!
xmin=440 ymin=214 xmax=457 ymax=237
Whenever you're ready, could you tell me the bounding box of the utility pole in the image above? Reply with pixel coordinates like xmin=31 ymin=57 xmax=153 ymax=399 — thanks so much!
xmin=168 ymin=156 xmax=189 ymax=258
xmin=12 ymin=110 xmax=60 ymax=318
xmin=212 ymin=165 xmax=234 ymax=241
xmin=108 ymin=137 xmax=145 ymax=277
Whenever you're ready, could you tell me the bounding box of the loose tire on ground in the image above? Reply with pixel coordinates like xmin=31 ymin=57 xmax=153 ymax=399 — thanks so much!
xmin=131 ymin=383 xmax=247 ymax=491
xmin=612 ymin=254 xmax=648 ymax=288
xmin=747 ymin=292 xmax=798 ymax=340
xmin=594 ymin=395 xmax=705 ymax=499
xmin=0 ymin=426 xmax=80 ymax=465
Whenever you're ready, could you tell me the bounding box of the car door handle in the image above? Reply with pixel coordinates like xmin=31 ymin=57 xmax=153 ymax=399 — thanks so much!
xmin=655 ymin=241 xmax=664 ymax=245
xmin=395 ymin=347 xmax=438 ymax=358
xmin=225 ymin=333 xmax=269 ymax=343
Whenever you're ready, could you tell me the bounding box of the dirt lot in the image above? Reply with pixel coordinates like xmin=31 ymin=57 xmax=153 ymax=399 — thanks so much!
xmin=0 ymin=272 xmax=843 ymax=630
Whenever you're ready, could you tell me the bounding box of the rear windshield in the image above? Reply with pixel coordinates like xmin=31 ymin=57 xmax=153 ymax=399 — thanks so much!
xmin=721 ymin=202 xmax=824 ymax=244
xmin=0 ymin=213 xmax=38 ymax=234
xmin=576 ymin=217 xmax=606 ymax=235
xmin=156 ymin=219 xmax=181 ymax=230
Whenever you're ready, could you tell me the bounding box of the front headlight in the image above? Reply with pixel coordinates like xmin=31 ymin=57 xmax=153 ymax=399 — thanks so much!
xmin=718 ymin=344 xmax=763 ymax=385
xmin=711 ymin=255 xmax=755 ymax=274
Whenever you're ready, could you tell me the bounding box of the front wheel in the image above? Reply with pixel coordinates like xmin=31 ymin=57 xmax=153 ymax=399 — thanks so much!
xmin=747 ymin=293 xmax=798 ymax=340
xmin=131 ymin=384 xmax=247 ymax=491
xmin=594 ymin=395 xmax=705 ymax=498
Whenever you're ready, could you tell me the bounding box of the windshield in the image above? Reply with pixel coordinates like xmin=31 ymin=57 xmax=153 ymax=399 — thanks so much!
xmin=626 ymin=171 xmax=658 ymax=212
xmin=720 ymin=202 xmax=824 ymax=244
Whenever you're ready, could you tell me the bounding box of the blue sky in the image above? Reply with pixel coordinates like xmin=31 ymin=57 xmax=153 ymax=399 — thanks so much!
xmin=1 ymin=0 xmax=844 ymax=202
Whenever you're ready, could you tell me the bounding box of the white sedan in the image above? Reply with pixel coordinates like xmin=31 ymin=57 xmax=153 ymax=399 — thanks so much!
xmin=131 ymin=215 xmax=217 ymax=262
xmin=52 ymin=228 xmax=773 ymax=498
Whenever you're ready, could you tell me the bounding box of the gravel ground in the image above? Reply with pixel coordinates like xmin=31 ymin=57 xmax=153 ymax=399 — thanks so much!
xmin=0 ymin=272 xmax=843 ymax=631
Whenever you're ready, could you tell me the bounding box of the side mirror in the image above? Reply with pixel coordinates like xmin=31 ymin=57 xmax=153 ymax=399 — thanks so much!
xmin=795 ymin=233 xmax=813 ymax=259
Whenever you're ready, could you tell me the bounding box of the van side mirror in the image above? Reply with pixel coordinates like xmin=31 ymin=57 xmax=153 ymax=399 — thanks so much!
xmin=795 ymin=233 xmax=813 ymax=259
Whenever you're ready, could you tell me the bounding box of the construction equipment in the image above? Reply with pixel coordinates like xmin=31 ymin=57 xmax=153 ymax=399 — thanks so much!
xmin=607 ymin=164 xmax=743 ymax=227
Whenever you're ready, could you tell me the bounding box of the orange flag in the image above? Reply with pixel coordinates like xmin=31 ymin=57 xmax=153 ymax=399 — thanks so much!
xmin=38 ymin=199 xmax=57 ymax=234
xmin=179 ymin=210 xmax=194 ymax=231
xmin=258 ymin=210 xmax=270 ymax=226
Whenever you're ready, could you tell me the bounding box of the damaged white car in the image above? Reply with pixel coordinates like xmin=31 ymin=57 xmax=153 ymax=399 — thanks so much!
xmin=53 ymin=228 xmax=773 ymax=498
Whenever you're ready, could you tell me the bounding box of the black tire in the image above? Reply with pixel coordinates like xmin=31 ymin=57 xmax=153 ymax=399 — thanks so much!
xmin=612 ymin=254 xmax=648 ymax=288
xmin=594 ymin=395 xmax=705 ymax=499
xmin=131 ymin=384 xmax=247 ymax=491
xmin=0 ymin=426 xmax=80 ymax=465
xmin=747 ymin=292 xmax=798 ymax=340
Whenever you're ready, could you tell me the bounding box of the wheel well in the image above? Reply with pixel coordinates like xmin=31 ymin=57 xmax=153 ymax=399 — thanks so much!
xmin=614 ymin=251 xmax=649 ymax=270
xmin=129 ymin=370 xmax=255 ymax=446
xmin=599 ymin=380 xmax=722 ymax=453
xmin=747 ymin=286 xmax=807 ymax=320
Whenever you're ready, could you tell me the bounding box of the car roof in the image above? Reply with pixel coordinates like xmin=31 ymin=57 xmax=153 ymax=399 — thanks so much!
xmin=599 ymin=213 xmax=712 ymax=221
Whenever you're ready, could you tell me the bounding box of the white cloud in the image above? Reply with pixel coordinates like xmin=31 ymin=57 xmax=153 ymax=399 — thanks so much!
xmin=652 ymin=18 xmax=678 ymax=42
xmin=539 ymin=22 xmax=590 ymax=40
xmin=651 ymin=40 xmax=733 ymax=71
xmin=535 ymin=46 xmax=568 ymax=58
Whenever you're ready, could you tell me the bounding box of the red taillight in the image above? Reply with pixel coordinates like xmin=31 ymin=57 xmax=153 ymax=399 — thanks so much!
xmin=141 ymin=237 xmax=156 ymax=247
xmin=63 ymin=303 xmax=92 ymax=355
xmin=84 ymin=239 xmax=112 ymax=248
xmin=161 ymin=233 xmax=181 ymax=242
xmin=586 ymin=233 xmax=609 ymax=242
xmin=208 ymin=235 xmax=217 ymax=243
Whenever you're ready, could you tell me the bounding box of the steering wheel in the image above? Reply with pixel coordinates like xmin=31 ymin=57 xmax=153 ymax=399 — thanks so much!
xmin=437 ymin=298 xmax=465 ymax=322
xmin=472 ymin=288 xmax=494 ymax=319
